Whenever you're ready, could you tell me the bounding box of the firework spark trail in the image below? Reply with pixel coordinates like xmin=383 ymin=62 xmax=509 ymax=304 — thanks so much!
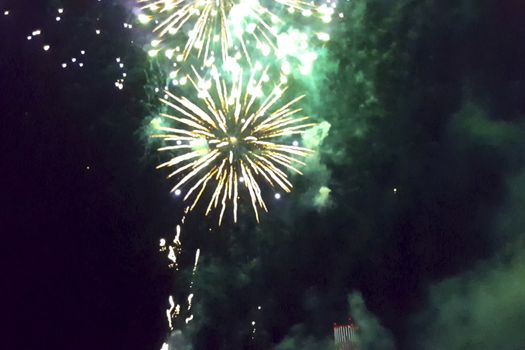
xmin=166 ymin=295 xmax=181 ymax=329
xmin=154 ymin=65 xmax=314 ymax=224
xmin=162 ymin=224 xmax=201 ymax=329
xmin=160 ymin=224 xmax=183 ymax=269
xmin=161 ymin=224 xmax=185 ymax=330
xmin=137 ymin=0 xmax=334 ymax=65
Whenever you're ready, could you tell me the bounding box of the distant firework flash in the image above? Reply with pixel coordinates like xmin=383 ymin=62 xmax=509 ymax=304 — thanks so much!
xmin=137 ymin=0 xmax=334 ymax=65
xmin=154 ymin=66 xmax=314 ymax=224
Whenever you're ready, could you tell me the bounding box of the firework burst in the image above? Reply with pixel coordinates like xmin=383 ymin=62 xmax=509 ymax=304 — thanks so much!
xmin=137 ymin=0 xmax=334 ymax=65
xmin=154 ymin=66 xmax=315 ymax=224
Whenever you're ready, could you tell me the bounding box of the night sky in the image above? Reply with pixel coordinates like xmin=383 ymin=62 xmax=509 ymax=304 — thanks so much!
xmin=3 ymin=1 xmax=525 ymax=350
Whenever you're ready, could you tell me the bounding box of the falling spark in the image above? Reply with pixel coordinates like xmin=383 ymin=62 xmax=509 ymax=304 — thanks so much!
xmin=187 ymin=293 xmax=194 ymax=310
xmin=163 ymin=225 xmax=183 ymax=269
xmin=193 ymin=248 xmax=200 ymax=270
xmin=167 ymin=295 xmax=176 ymax=329
xmin=174 ymin=225 xmax=182 ymax=244
xmin=154 ymin=65 xmax=314 ymax=224
xmin=166 ymin=295 xmax=182 ymax=330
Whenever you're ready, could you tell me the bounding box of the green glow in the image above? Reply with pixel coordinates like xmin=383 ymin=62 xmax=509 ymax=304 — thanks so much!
xmin=138 ymin=14 xmax=151 ymax=24
xmin=316 ymin=32 xmax=330 ymax=41
xmin=151 ymin=117 xmax=164 ymax=130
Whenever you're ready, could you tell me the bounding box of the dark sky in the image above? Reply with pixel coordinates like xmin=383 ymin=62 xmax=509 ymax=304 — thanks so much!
xmin=3 ymin=1 xmax=170 ymax=349
xmin=3 ymin=1 xmax=525 ymax=350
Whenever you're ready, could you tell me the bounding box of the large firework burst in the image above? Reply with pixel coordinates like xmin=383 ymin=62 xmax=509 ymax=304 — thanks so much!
xmin=154 ymin=66 xmax=314 ymax=224
xmin=137 ymin=0 xmax=334 ymax=65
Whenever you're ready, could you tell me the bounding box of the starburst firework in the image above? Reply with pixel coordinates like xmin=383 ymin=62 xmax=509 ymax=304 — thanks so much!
xmin=137 ymin=0 xmax=333 ymax=65
xmin=154 ymin=66 xmax=314 ymax=224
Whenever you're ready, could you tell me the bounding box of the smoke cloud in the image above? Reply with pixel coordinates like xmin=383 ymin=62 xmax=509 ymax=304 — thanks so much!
xmin=348 ymin=292 xmax=395 ymax=350
xmin=275 ymin=325 xmax=335 ymax=350
xmin=300 ymin=121 xmax=333 ymax=210
xmin=411 ymin=243 xmax=525 ymax=349
xmin=165 ymin=330 xmax=193 ymax=350
xmin=410 ymin=170 xmax=525 ymax=350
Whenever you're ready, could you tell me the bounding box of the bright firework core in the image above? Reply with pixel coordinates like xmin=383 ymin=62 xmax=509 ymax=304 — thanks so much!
xmin=154 ymin=66 xmax=315 ymax=224
xmin=213 ymin=117 xmax=270 ymax=172
xmin=215 ymin=122 xmax=249 ymax=154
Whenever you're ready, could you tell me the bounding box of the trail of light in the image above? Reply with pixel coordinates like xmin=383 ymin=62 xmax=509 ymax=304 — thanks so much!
xmin=193 ymin=248 xmax=200 ymax=270
xmin=161 ymin=225 xmax=184 ymax=269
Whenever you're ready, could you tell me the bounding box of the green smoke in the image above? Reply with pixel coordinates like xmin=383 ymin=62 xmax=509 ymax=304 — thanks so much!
xmin=349 ymin=292 xmax=395 ymax=350
xmin=413 ymin=247 xmax=525 ymax=350
xmin=134 ymin=0 xmax=525 ymax=349
xmin=411 ymin=166 xmax=525 ymax=349
xmin=275 ymin=325 xmax=335 ymax=350
xmin=300 ymin=121 xmax=332 ymax=210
